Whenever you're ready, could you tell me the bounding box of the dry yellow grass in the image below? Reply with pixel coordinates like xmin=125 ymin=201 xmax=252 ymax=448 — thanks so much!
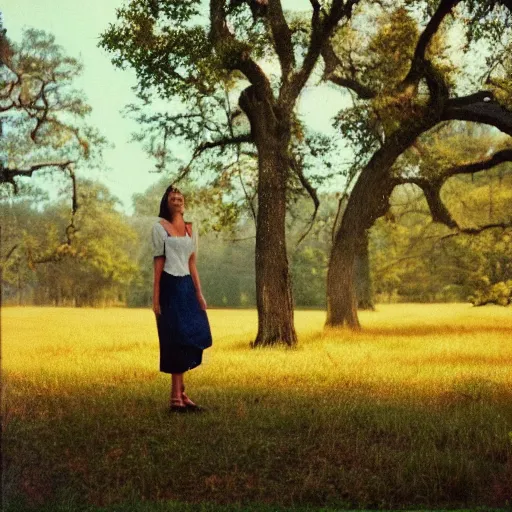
xmin=3 ymin=303 xmax=512 ymax=397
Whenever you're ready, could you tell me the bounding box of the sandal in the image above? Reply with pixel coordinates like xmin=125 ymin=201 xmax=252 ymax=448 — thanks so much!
xmin=182 ymin=389 xmax=205 ymax=412
xmin=169 ymin=397 xmax=187 ymax=413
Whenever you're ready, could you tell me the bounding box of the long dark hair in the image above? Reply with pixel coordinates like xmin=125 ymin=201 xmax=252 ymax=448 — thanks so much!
xmin=158 ymin=185 xmax=183 ymax=221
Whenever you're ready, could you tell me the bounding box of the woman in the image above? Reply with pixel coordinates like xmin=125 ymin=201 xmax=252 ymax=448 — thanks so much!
xmin=152 ymin=185 xmax=212 ymax=413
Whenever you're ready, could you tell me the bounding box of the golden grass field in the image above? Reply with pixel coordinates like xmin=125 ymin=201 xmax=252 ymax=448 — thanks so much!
xmin=3 ymin=304 xmax=512 ymax=511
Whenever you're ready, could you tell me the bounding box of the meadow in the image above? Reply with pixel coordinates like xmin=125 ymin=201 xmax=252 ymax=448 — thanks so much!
xmin=2 ymin=304 xmax=512 ymax=511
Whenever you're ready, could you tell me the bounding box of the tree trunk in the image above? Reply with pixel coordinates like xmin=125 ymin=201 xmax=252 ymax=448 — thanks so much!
xmin=355 ymin=230 xmax=374 ymax=310
xmin=326 ymin=121 xmax=434 ymax=328
xmin=241 ymin=86 xmax=297 ymax=347
xmin=17 ymin=268 xmax=22 ymax=305
xmin=253 ymin=144 xmax=297 ymax=346
xmin=327 ymin=175 xmax=394 ymax=328
xmin=326 ymin=234 xmax=360 ymax=328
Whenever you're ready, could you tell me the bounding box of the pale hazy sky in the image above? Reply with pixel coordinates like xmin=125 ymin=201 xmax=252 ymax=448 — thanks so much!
xmin=2 ymin=0 xmax=349 ymax=213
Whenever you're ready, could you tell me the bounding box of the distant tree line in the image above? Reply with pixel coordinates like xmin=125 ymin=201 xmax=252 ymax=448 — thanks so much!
xmin=2 ymin=173 xmax=510 ymax=308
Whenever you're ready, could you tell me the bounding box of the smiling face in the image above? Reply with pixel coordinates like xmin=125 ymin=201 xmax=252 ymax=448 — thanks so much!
xmin=167 ymin=191 xmax=185 ymax=217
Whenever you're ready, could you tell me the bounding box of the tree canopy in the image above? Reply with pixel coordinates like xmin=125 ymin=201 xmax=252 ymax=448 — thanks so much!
xmin=1 ymin=28 xmax=107 ymax=268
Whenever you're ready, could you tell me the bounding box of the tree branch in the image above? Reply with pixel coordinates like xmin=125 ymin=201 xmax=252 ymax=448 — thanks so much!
xmin=322 ymin=33 xmax=378 ymax=98
xmin=376 ymin=219 xmax=511 ymax=275
xmin=210 ymin=0 xmax=272 ymax=95
xmin=1 ymin=161 xmax=75 ymax=187
xmin=199 ymin=133 xmax=253 ymax=152
xmin=400 ymin=147 xmax=512 ymax=185
xmin=442 ymin=148 xmax=512 ymax=178
xmin=67 ymin=166 xmax=78 ymax=245
xmin=324 ymin=69 xmax=377 ymax=99
xmin=289 ymin=156 xmax=320 ymax=247
xmin=267 ymin=0 xmax=295 ymax=80
xmin=26 ymin=165 xmax=79 ymax=267
xmin=440 ymin=222 xmax=512 ymax=241
xmin=443 ymin=91 xmax=512 ymax=137
xmin=171 ymin=133 xmax=253 ymax=183
xmin=410 ymin=179 xmax=459 ymax=228
xmin=319 ymin=13 xmax=376 ymax=99
xmin=392 ymin=144 xmax=512 ymax=232
xmin=402 ymin=0 xmax=461 ymax=88
xmin=286 ymin=0 xmax=360 ymax=105
xmin=30 ymin=82 xmax=51 ymax=141
xmin=3 ymin=243 xmax=19 ymax=263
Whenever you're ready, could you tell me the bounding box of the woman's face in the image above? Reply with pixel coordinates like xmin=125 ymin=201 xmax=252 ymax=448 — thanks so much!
xmin=167 ymin=191 xmax=185 ymax=216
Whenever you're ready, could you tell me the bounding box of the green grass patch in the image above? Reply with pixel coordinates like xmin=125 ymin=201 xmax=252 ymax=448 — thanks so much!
xmin=3 ymin=305 xmax=512 ymax=510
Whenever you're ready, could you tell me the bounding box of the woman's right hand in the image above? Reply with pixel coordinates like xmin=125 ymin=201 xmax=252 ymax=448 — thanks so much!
xmin=153 ymin=301 xmax=161 ymax=317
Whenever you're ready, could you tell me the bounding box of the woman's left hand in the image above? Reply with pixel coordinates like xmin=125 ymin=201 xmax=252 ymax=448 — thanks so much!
xmin=196 ymin=292 xmax=207 ymax=310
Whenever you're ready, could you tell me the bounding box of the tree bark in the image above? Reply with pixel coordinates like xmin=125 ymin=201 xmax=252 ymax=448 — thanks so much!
xmin=326 ymin=233 xmax=360 ymax=328
xmin=355 ymin=230 xmax=374 ymax=310
xmin=253 ymin=142 xmax=297 ymax=346
xmin=240 ymin=87 xmax=297 ymax=347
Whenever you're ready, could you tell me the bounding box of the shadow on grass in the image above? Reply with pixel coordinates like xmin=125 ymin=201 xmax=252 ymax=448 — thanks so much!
xmin=4 ymin=497 xmax=509 ymax=512
xmin=4 ymin=380 xmax=512 ymax=512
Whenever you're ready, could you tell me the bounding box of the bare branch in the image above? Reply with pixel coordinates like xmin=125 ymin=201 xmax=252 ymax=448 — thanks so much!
xmin=325 ymin=71 xmax=377 ymax=99
xmin=210 ymin=0 xmax=272 ymax=95
xmin=23 ymin=163 xmax=79 ymax=268
xmin=267 ymin=0 xmax=295 ymax=79
xmin=413 ymin=179 xmax=459 ymax=228
xmin=377 ymin=219 xmax=511 ymax=275
xmin=289 ymin=156 xmax=320 ymax=247
xmin=319 ymin=11 xmax=377 ymax=99
xmin=30 ymin=82 xmax=50 ymax=141
xmin=199 ymin=133 xmax=253 ymax=152
xmin=461 ymin=223 xmax=512 ymax=235
xmin=1 ymin=160 xmax=75 ymax=185
xmin=391 ymin=144 xmax=512 ymax=233
xmin=3 ymin=243 xmax=19 ymax=263
xmin=402 ymin=0 xmax=462 ymax=88
xmin=443 ymin=91 xmax=512 ymax=137
xmin=286 ymin=0 xmax=361 ymax=105
xmin=171 ymin=133 xmax=253 ymax=184
xmin=440 ymin=222 xmax=512 ymax=241
xmin=398 ymin=147 xmax=512 ymax=186
xmin=66 ymin=166 xmax=78 ymax=245
xmin=442 ymin=148 xmax=512 ymax=178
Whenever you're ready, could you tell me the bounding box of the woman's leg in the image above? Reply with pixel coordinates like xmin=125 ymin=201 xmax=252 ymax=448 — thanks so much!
xmin=170 ymin=374 xmax=201 ymax=411
xmin=171 ymin=373 xmax=184 ymax=406
xmin=181 ymin=382 xmax=197 ymax=407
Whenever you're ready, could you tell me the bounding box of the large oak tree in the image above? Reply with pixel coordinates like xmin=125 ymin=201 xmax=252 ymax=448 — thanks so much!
xmin=322 ymin=0 xmax=512 ymax=327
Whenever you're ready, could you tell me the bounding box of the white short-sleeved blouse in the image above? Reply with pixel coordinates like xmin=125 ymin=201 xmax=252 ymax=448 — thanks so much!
xmin=151 ymin=221 xmax=198 ymax=277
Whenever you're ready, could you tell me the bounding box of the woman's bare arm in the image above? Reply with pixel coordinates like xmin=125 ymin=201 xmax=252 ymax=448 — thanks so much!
xmin=189 ymin=252 xmax=207 ymax=310
xmin=153 ymin=256 xmax=165 ymax=315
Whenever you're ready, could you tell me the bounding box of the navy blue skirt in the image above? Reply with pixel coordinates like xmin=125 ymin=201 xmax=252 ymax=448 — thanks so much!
xmin=156 ymin=272 xmax=212 ymax=374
